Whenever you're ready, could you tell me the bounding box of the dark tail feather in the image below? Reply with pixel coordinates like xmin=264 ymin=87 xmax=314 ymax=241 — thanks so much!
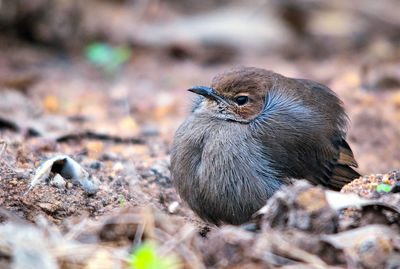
xmin=337 ymin=140 xmax=358 ymax=168
xmin=328 ymin=164 xmax=360 ymax=190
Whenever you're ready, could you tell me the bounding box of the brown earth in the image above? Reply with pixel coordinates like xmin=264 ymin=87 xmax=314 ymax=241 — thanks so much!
xmin=1 ymin=1 xmax=400 ymax=268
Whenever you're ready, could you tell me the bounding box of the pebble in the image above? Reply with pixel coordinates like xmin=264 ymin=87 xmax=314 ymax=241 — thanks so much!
xmin=66 ymin=182 xmax=73 ymax=190
xmin=100 ymin=152 xmax=118 ymax=161
xmin=50 ymin=174 xmax=66 ymax=189
xmin=112 ymin=162 xmax=124 ymax=173
xmin=90 ymin=161 xmax=102 ymax=170
xmin=168 ymin=201 xmax=179 ymax=214
xmin=342 ymin=170 xmax=399 ymax=198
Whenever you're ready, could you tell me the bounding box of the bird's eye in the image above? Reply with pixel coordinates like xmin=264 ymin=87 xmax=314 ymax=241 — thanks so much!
xmin=234 ymin=96 xmax=249 ymax=106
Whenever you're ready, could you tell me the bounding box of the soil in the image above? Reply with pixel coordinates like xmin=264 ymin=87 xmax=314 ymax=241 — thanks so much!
xmin=1 ymin=1 xmax=400 ymax=268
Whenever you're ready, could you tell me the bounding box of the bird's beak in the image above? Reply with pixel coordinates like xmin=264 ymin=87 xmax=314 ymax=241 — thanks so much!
xmin=188 ymin=86 xmax=228 ymax=105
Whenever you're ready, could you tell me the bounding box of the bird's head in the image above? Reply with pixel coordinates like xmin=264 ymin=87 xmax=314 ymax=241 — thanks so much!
xmin=189 ymin=67 xmax=276 ymax=123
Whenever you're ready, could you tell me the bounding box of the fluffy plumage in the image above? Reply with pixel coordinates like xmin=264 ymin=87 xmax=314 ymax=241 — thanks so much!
xmin=171 ymin=67 xmax=359 ymax=225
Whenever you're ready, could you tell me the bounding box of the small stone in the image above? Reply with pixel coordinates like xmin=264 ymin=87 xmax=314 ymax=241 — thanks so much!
xmin=90 ymin=161 xmax=102 ymax=170
xmin=66 ymin=182 xmax=73 ymax=189
xmin=112 ymin=162 xmax=124 ymax=173
xmin=383 ymin=174 xmax=390 ymax=184
xmin=50 ymin=174 xmax=66 ymax=189
xmin=168 ymin=201 xmax=180 ymax=214
xmin=100 ymin=152 xmax=118 ymax=161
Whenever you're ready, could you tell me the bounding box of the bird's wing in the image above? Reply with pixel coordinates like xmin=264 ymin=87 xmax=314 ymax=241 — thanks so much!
xmin=252 ymin=78 xmax=359 ymax=190
xmin=320 ymin=137 xmax=360 ymax=190
xmin=270 ymin=133 xmax=359 ymax=191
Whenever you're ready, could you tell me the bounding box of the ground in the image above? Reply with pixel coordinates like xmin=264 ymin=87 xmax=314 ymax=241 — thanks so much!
xmin=0 ymin=1 xmax=400 ymax=268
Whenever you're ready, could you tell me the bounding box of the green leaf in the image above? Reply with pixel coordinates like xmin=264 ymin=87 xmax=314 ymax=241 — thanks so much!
xmin=85 ymin=43 xmax=113 ymax=65
xmin=376 ymin=184 xmax=391 ymax=192
xmin=85 ymin=42 xmax=132 ymax=73
xmin=128 ymin=242 xmax=179 ymax=269
xmin=119 ymin=194 xmax=124 ymax=208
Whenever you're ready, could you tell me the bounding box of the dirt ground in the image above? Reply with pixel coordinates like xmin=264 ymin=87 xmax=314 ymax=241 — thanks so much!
xmin=1 ymin=0 xmax=400 ymax=268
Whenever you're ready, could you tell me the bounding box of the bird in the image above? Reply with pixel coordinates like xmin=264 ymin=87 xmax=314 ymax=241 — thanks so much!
xmin=170 ymin=67 xmax=359 ymax=225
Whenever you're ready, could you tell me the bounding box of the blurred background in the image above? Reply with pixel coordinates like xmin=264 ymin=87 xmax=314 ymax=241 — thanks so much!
xmin=0 ymin=0 xmax=400 ymax=175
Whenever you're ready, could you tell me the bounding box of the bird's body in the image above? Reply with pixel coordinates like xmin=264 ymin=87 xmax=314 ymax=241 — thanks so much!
xmin=171 ymin=67 xmax=359 ymax=225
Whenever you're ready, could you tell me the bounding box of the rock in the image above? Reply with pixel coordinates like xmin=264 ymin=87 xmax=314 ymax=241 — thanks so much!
xmin=26 ymin=155 xmax=98 ymax=194
xmin=168 ymin=201 xmax=179 ymax=214
xmin=50 ymin=174 xmax=66 ymax=189
xmin=255 ymin=181 xmax=338 ymax=234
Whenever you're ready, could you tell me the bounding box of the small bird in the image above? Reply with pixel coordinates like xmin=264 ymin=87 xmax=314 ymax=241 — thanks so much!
xmin=171 ymin=67 xmax=359 ymax=225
